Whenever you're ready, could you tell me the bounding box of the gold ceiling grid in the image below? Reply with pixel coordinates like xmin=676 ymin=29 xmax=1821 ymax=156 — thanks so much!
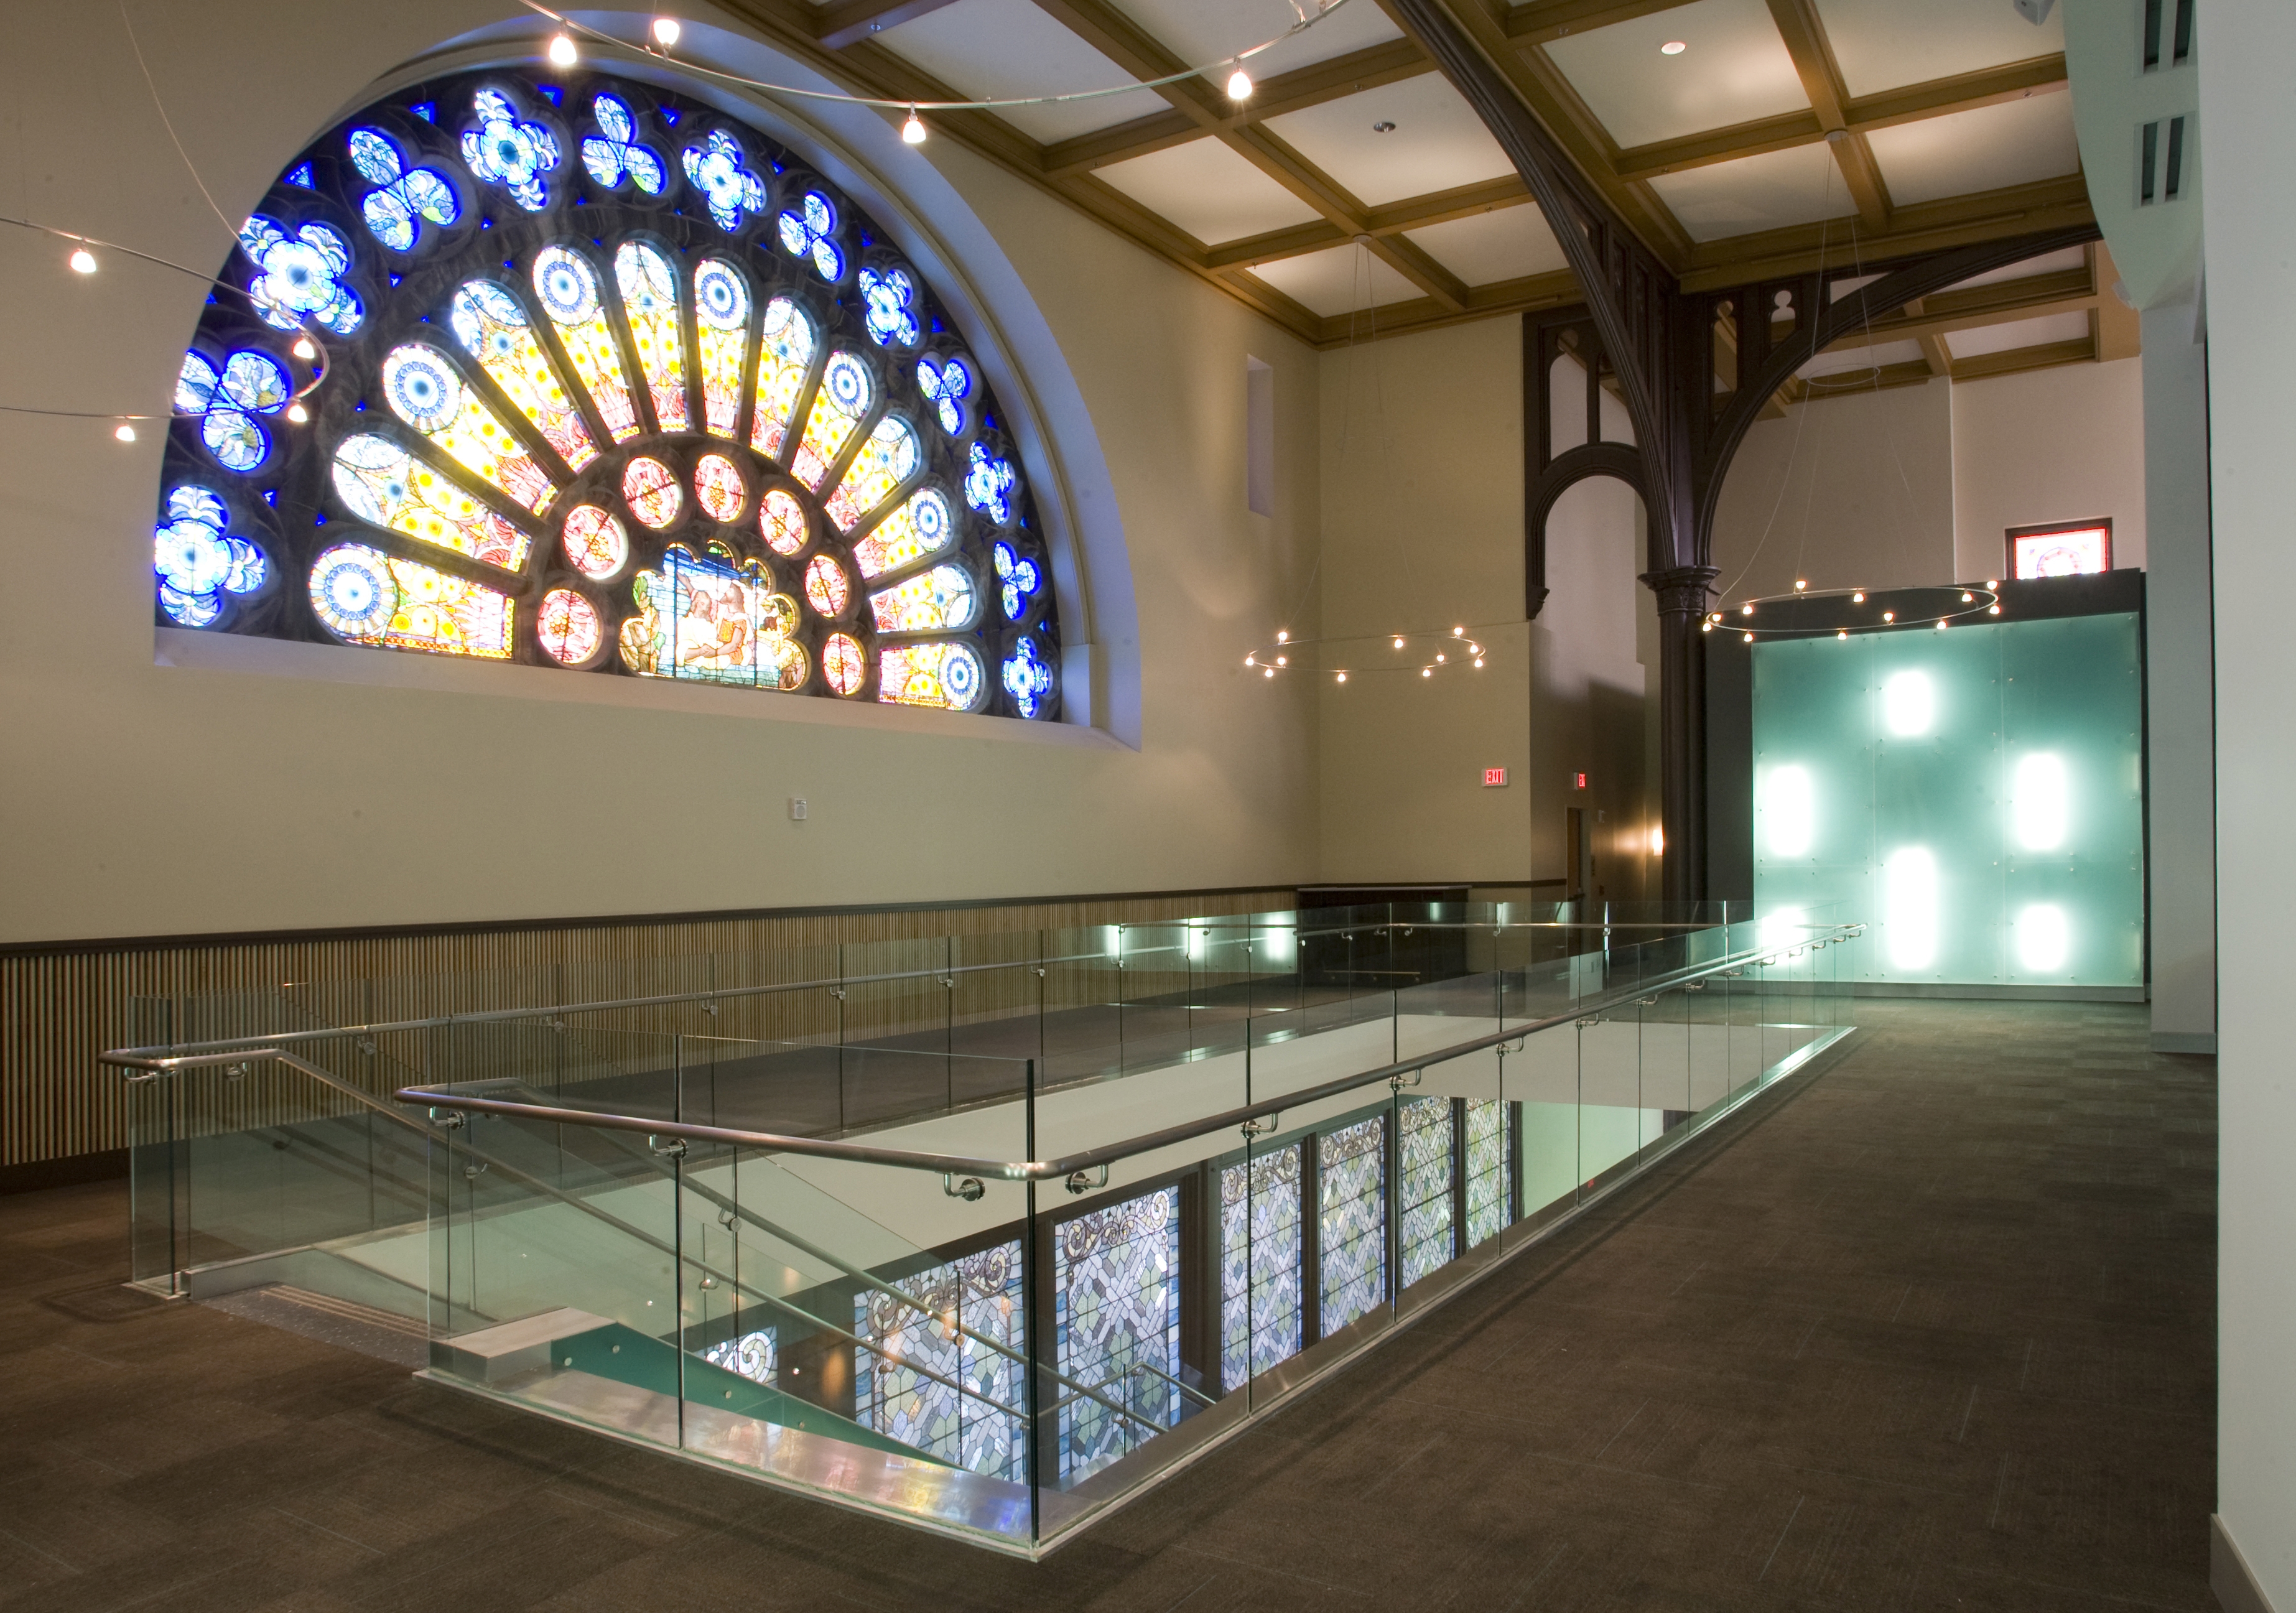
xmin=709 ymin=0 xmax=2111 ymax=384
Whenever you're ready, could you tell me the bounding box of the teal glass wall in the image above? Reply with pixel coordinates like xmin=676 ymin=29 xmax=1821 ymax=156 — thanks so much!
xmin=1752 ymin=613 xmax=2144 ymax=987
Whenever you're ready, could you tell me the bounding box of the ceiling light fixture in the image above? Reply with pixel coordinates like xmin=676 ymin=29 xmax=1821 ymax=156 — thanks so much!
xmin=901 ymin=106 xmax=927 ymax=144
xmin=286 ymin=402 xmax=310 ymax=424
xmin=651 ymin=15 xmax=681 ymax=47
xmin=68 ymin=246 xmax=97 ymax=274
xmin=1372 ymin=120 xmax=1397 ymax=132
xmin=292 ymin=336 xmax=317 ymax=360
xmin=1660 ymin=39 xmax=1687 ymax=54
xmin=547 ymin=32 xmax=579 ymax=67
xmin=113 ymin=422 xmax=137 ymax=442
xmin=1226 ymin=66 xmax=1253 ymax=100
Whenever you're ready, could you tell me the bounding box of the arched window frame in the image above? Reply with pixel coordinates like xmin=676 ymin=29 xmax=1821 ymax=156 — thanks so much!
xmin=158 ymin=63 xmax=1062 ymax=721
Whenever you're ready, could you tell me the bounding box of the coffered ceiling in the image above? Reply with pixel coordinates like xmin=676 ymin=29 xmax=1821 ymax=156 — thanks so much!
xmin=711 ymin=0 xmax=2110 ymax=383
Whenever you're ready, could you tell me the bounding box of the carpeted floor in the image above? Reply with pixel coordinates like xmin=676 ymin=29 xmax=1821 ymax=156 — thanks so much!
xmin=0 ymin=999 xmax=2216 ymax=1611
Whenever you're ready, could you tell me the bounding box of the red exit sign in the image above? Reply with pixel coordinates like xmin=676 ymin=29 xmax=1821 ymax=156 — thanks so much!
xmin=1482 ymin=768 xmax=1508 ymax=788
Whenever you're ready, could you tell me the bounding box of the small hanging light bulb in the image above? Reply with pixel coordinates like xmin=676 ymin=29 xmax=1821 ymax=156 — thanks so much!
xmin=1984 ymin=579 xmax=1997 ymax=590
xmin=547 ymin=32 xmax=578 ymax=67
xmin=1276 ymin=630 xmax=1288 ymax=643
xmin=1852 ymin=591 xmax=1864 ymax=603
xmin=1960 ymin=591 xmax=1973 ymax=603
xmin=1436 ymin=653 xmax=1446 ymax=663
xmin=1263 ymin=667 xmax=1275 ymax=679
xmin=1244 ymin=654 xmax=1255 ymax=667
xmin=651 ymin=15 xmax=681 ymax=47
xmin=1936 ymin=618 xmax=1949 ymax=630
xmin=1988 ymin=604 xmax=2001 ymax=615
xmin=285 ymin=402 xmax=309 ymax=424
xmin=1836 ymin=630 xmax=1847 ymax=641
xmin=1882 ymin=610 xmax=1894 ymax=622
xmin=1392 ymin=636 xmax=1404 ymax=649
xmin=1452 ymin=625 xmax=1464 ymax=636
xmin=1743 ymin=631 xmax=1754 ymax=643
xmin=113 ymin=422 xmax=137 ymax=442
xmin=1741 ymin=603 xmax=1754 ymax=615
xmin=1336 ymin=671 xmax=1347 ymax=683
xmin=902 ymin=106 xmax=927 ymax=145
xmin=1794 ymin=579 xmax=1807 ymax=591
xmin=1421 ymin=667 xmax=1432 ymax=678
xmin=1275 ymin=654 xmax=1286 ymax=666
xmin=68 ymin=246 xmax=98 ymax=274
xmin=292 ymin=336 xmax=317 ymax=360
xmin=1226 ymin=64 xmax=1253 ymax=100
xmin=1701 ymin=621 xmax=1713 ymax=633
xmin=1473 ymin=657 xmax=1484 ymax=668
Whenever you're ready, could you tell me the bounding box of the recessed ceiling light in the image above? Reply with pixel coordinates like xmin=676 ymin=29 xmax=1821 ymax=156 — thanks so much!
xmin=1372 ymin=120 xmax=1397 ymax=133
xmin=1660 ymin=39 xmax=1688 ymax=54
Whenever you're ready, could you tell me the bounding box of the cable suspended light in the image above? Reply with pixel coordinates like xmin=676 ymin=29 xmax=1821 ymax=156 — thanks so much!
xmin=113 ymin=423 xmax=137 ymax=442
xmin=1225 ymin=65 xmax=1254 ymax=100
xmin=68 ymin=246 xmax=97 ymax=274
xmin=651 ymin=15 xmax=681 ymax=47
xmin=547 ymin=32 xmax=579 ymax=66
xmin=901 ymin=106 xmax=927 ymax=144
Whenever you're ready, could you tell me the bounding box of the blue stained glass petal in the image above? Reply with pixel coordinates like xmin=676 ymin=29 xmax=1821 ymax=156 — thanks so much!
xmin=348 ymin=129 xmax=401 ymax=185
xmin=964 ymin=442 xmax=1016 ymax=524
xmin=812 ymin=239 xmax=843 ymax=281
xmin=175 ymin=351 xmax=220 ymax=413
xmin=286 ymin=162 xmax=315 ymax=188
xmin=410 ymin=101 xmax=435 ymax=122
xmin=200 ymin=410 xmax=268 ymax=471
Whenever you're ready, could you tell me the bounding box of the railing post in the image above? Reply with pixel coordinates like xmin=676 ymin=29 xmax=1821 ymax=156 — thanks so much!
xmin=1023 ymin=1056 xmax=1042 ymax=1548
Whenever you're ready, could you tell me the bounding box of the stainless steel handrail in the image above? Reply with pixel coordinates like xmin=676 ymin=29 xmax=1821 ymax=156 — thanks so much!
xmin=94 ymin=917 xmax=1737 ymax=1069
xmin=389 ymin=926 xmax=1861 ymax=1182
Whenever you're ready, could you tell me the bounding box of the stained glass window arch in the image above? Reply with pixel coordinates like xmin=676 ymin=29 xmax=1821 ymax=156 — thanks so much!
xmin=157 ymin=65 xmax=1061 ymax=720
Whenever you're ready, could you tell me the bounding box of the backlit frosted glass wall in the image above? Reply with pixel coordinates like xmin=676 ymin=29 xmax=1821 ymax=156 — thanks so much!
xmin=1751 ymin=613 xmax=2143 ymax=987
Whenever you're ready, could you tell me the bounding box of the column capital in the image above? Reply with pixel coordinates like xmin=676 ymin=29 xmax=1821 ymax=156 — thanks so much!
xmin=1639 ymin=565 xmax=1721 ymax=618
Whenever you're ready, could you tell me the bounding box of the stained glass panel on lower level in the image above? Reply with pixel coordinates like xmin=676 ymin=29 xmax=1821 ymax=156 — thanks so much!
xmin=852 ymin=1240 xmax=1025 ymax=1481
xmin=309 ymin=543 xmax=513 ymax=658
xmin=1398 ymin=1097 xmax=1454 ymax=1290
xmin=1056 ymin=1186 xmax=1183 ymax=1481
xmin=700 ymin=1326 xmax=776 ymax=1385
xmin=1319 ymin=1116 xmax=1386 ymax=1334
xmin=330 ymin=434 xmax=531 ymax=570
xmin=620 ymin=546 xmax=805 ymax=689
xmin=1465 ymin=1099 xmax=1512 ymax=1249
xmin=1220 ymin=1144 xmax=1304 ymax=1392
xmin=379 ymin=343 xmax=554 ymax=514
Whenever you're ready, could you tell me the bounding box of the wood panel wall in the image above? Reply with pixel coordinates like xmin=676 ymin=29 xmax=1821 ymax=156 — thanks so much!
xmin=0 ymin=889 xmax=1291 ymax=1169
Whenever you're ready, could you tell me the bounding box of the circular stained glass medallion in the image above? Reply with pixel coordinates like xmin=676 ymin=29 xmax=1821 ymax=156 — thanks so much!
xmin=623 ymin=456 xmax=682 ymax=529
xmin=760 ymin=488 xmax=807 ymax=556
xmin=560 ymin=504 xmax=628 ymax=579
xmin=537 ymin=588 xmax=603 ymax=664
xmin=823 ymin=631 xmax=865 ymax=695
xmin=804 ymin=554 xmax=848 ymax=617
xmin=694 ymin=453 xmax=746 ymax=522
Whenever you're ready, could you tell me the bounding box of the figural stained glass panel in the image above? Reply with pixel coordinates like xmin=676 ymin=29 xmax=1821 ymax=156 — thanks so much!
xmin=1319 ymin=1116 xmax=1386 ymax=1335
xmin=852 ymin=1240 xmax=1025 ymax=1480
xmin=155 ymin=63 xmax=1058 ymax=719
xmin=1219 ymin=1144 xmax=1304 ymax=1391
xmin=1056 ymin=1186 xmax=1183 ymax=1481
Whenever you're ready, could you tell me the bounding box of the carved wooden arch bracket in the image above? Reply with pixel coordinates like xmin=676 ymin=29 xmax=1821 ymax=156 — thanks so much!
xmin=1524 ymin=441 xmax=1650 ymax=620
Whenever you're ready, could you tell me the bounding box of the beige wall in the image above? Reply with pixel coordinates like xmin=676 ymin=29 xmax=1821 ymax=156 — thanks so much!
xmin=1952 ymin=356 xmax=2147 ymax=579
xmin=0 ymin=4 xmax=1324 ymax=945
xmin=1709 ymin=361 xmax=2148 ymax=605
xmin=1312 ymin=320 xmax=1657 ymax=897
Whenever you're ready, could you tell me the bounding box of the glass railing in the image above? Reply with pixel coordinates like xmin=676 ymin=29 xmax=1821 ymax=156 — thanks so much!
xmin=109 ymin=899 xmax=1857 ymax=1555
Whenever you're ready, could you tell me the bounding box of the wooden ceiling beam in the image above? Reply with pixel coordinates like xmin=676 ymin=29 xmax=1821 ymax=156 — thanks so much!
xmin=1505 ymin=0 xmax=1705 ymax=48
xmin=1950 ymin=335 xmax=2094 ymax=383
xmin=1301 ymin=264 xmax=1583 ymax=346
xmin=1039 ymin=39 xmax=1437 ymax=177
xmin=1677 ymin=175 xmax=2096 ymax=291
xmin=1202 ymin=175 xmax=1534 ymax=269
xmin=2091 ymin=243 xmax=2142 ymax=361
xmin=1822 ymin=266 xmax=2096 ymax=346
xmin=814 ymin=0 xmax=964 ymax=50
xmin=1764 ymin=0 xmax=1892 ymax=230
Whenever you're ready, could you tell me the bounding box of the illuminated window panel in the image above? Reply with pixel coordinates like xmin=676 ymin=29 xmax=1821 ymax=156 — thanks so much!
xmin=447 ymin=279 xmax=598 ymax=470
xmin=692 ymin=453 xmax=746 ymax=523
xmin=1397 ymin=1097 xmax=1454 ymax=1290
xmin=559 ymin=504 xmax=628 ymax=579
xmin=614 ymin=241 xmax=690 ymax=432
xmin=868 ymin=564 xmax=976 ymax=635
xmin=803 ymin=554 xmax=850 ymax=617
xmin=824 ymin=415 xmax=920 ymax=532
xmin=620 ymin=546 xmax=806 ymax=689
xmin=876 ymin=641 xmax=984 ymax=711
xmin=852 ymin=1242 xmax=1023 ymax=1481
xmin=1054 ymin=1188 xmax=1181 ymax=1480
xmin=1219 ymin=1144 xmax=1303 ymax=1392
xmin=1464 ymin=1100 xmax=1510 ymax=1249
xmin=748 ymin=297 xmax=816 ymax=461
xmin=692 ymin=258 xmax=751 ymax=439
xmin=379 ymin=344 xmax=554 ymax=514
xmin=623 ymin=457 xmax=682 ymax=529
xmin=822 ymin=632 xmax=866 ymax=695
xmin=791 ymin=350 xmax=872 ymax=490
xmin=330 ymin=434 xmax=531 ymax=571
xmin=531 ymin=246 xmax=640 ymax=442
xmin=2010 ymin=522 xmax=2110 ymax=580
xmin=1319 ymin=1117 xmax=1386 ymax=1335
xmin=309 ymin=544 xmax=513 ymax=658
xmin=851 ymin=488 xmax=955 ymax=580
xmin=759 ymin=488 xmax=807 ymax=557
xmin=536 ymin=588 xmax=602 ymax=665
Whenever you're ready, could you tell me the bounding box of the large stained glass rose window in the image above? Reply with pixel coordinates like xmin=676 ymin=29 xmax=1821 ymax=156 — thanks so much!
xmin=156 ymin=66 xmax=1060 ymax=720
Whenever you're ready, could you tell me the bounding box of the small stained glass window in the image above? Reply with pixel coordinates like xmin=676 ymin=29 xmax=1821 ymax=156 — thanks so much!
xmin=2009 ymin=520 xmax=2111 ymax=580
xmin=804 ymin=554 xmax=850 ymax=617
xmin=537 ymin=588 xmax=603 ymax=664
xmin=759 ymin=488 xmax=808 ymax=557
xmin=823 ymin=631 xmax=866 ymax=694
xmin=693 ymin=453 xmax=746 ymax=523
xmin=623 ymin=457 xmax=682 ymax=529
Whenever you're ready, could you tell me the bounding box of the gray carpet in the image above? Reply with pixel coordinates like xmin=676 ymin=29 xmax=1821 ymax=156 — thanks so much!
xmin=0 ymin=998 xmax=2215 ymax=1610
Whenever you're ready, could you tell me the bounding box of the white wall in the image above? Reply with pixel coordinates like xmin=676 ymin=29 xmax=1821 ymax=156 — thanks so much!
xmin=0 ymin=4 xmax=1326 ymax=943
xmin=1953 ymin=357 xmax=2148 ymax=580
xmin=2203 ymin=2 xmax=2296 ymax=1602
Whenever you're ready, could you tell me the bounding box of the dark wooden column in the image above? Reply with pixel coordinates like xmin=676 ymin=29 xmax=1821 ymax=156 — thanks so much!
xmin=1387 ymin=0 xmax=2098 ymax=902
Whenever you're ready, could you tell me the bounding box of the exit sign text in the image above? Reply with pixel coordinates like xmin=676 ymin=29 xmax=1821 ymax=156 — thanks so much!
xmin=1482 ymin=768 xmax=1508 ymax=788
